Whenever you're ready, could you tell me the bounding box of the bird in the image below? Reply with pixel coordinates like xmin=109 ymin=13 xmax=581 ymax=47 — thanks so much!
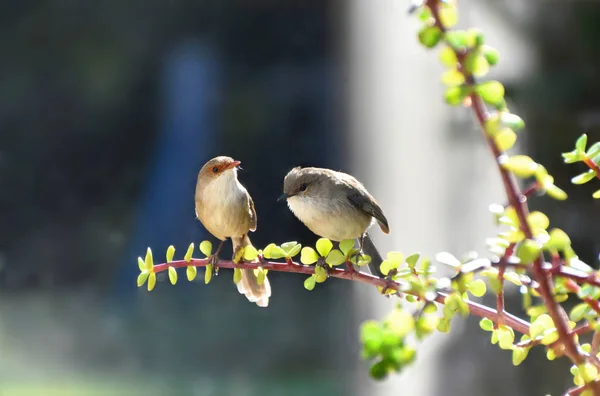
xmin=278 ymin=166 xmax=389 ymax=276
xmin=195 ymin=156 xmax=271 ymax=307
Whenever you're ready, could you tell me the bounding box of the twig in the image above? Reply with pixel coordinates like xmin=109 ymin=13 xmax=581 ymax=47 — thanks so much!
xmin=150 ymin=257 xmax=531 ymax=335
xmin=425 ymin=0 xmax=586 ymax=367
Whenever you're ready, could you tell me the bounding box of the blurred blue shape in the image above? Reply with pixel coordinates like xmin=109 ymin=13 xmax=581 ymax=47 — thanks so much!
xmin=115 ymin=40 xmax=219 ymax=297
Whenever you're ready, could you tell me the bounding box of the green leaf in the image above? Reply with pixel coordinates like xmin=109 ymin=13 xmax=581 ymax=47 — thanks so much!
xmin=546 ymin=184 xmax=568 ymax=200
xmin=527 ymin=211 xmax=550 ymax=231
xmin=281 ymin=241 xmax=298 ymax=252
xmin=137 ymin=271 xmax=149 ymax=287
xmin=437 ymin=318 xmax=451 ymax=333
xmin=516 ymin=240 xmax=541 ymax=264
xmin=497 ymin=325 xmax=515 ymax=350
xmin=479 ymin=318 xmax=494 ymax=332
xmin=482 ymin=45 xmax=499 ymax=65
xmin=444 ymin=85 xmax=468 ymax=106
xmin=501 ymin=155 xmax=538 ymax=178
xmin=300 ymin=247 xmax=320 ymax=265
xmin=184 ymin=243 xmax=194 ymax=262
xmin=199 ymin=241 xmax=213 ymax=257
xmin=144 ymin=248 xmax=154 ymax=271
xmin=530 ymin=314 xmax=554 ymax=338
xmin=186 ymin=265 xmax=197 ymax=281
xmin=579 ymin=363 xmax=599 ymax=384
xmin=476 ymin=81 xmax=505 ymax=106
xmin=339 ymin=239 xmax=356 ymax=256
xmin=572 ymin=170 xmax=597 ymax=185
xmin=546 ymin=228 xmax=571 ymax=250
xmin=512 ymin=347 xmax=528 ymax=366
xmin=380 ymin=260 xmax=399 ymax=276
xmin=503 ymin=271 xmax=522 ymax=286
xmin=467 ymin=279 xmax=487 ymax=297
xmin=576 ymin=134 xmax=588 ymax=153
xmin=286 ymin=244 xmax=302 ymax=258
xmin=438 ymin=2 xmax=458 ymax=28
xmin=439 ymin=45 xmax=458 ymax=67
xmin=369 ymin=361 xmax=389 ymax=380
xmin=233 ymin=268 xmax=242 ymax=284
xmin=263 ymin=243 xmax=287 ymax=259
xmin=469 ymin=28 xmax=485 ymax=46
xmin=500 ymin=113 xmax=525 ymax=130
xmin=418 ymin=26 xmax=443 ymax=48
xmin=593 ymin=189 xmax=600 ymax=199
xmin=587 ymin=142 xmax=600 ymax=157
xmin=166 ymin=245 xmax=175 ymax=263
xmin=435 ymin=252 xmax=461 ymax=268
xmin=243 ymin=245 xmax=258 ymax=261
xmin=464 ymin=53 xmax=489 ymax=77
xmin=147 ymin=272 xmax=156 ymax=292
xmin=570 ymin=303 xmax=590 ymax=322
xmin=446 ymin=30 xmax=469 ymax=51
xmin=137 ymin=257 xmax=145 ymax=272
xmin=255 ymin=268 xmax=266 ymax=285
xmin=316 ymin=238 xmax=333 ymax=257
xmin=205 ymin=264 xmax=213 ymax=284
xmin=562 ymin=150 xmax=583 ymax=164
xmin=304 ymin=275 xmax=316 ymax=291
xmin=168 ymin=266 xmax=178 ymax=285
xmin=405 ymin=253 xmax=420 ymax=267
xmin=441 ymin=69 xmax=465 ymax=86
xmin=494 ymin=128 xmax=517 ymax=151
xmin=315 ymin=266 xmax=328 ymax=283
xmin=352 ymin=253 xmax=372 ymax=267
xmin=325 ymin=249 xmax=346 ymax=266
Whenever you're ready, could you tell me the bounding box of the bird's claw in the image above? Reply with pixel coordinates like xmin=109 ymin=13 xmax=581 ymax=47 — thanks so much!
xmin=208 ymin=254 xmax=220 ymax=276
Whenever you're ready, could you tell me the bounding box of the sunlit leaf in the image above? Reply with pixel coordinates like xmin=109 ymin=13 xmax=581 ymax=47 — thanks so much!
xmin=186 ymin=265 xmax=197 ymax=281
xmin=476 ymin=81 xmax=505 ymax=107
xmin=300 ymin=247 xmax=320 ymax=265
xmin=168 ymin=266 xmax=178 ymax=285
xmin=326 ymin=249 xmax=346 ymax=266
xmin=479 ymin=318 xmax=494 ymax=332
xmin=184 ymin=243 xmax=194 ymax=262
xmin=316 ymin=238 xmax=333 ymax=257
xmin=166 ymin=245 xmax=175 ymax=263
xmin=494 ymin=128 xmax=517 ymax=151
xmin=441 ymin=69 xmax=465 ymax=86
xmin=233 ymin=268 xmax=242 ymax=284
xmin=512 ymin=347 xmax=529 ymax=366
xmin=500 ymin=155 xmax=538 ymax=178
xmin=137 ymin=271 xmax=149 ymax=287
xmin=572 ymin=170 xmax=597 ymax=185
xmin=482 ymin=45 xmax=499 ymax=66
xmin=575 ymin=134 xmax=588 ymax=153
xmin=243 ymin=245 xmax=258 ymax=261
xmin=439 ymin=45 xmax=458 ymax=67
xmin=137 ymin=257 xmax=145 ymax=272
xmin=418 ymin=25 xmax=443 ymax=48
xmin=147 ymin=272 xmax=157 ymax=291
xmin=205 ymin=264 xmax=213 ymax=284
xmin=304 ymin=275 xmax=316 ymax=291
xmin=144 ymin=247 xmax=154 ymax=271
xmin=200 ymin=241 xmax=212 ymax=257
xmin=467 ymin=279 xmax=487 ymax=297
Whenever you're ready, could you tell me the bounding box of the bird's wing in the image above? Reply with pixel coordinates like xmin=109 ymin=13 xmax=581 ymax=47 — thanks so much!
xmin=248 ymin=193 xmax=257 ymax=232
xmin=346 ymin=188 xmax=390 ymax=234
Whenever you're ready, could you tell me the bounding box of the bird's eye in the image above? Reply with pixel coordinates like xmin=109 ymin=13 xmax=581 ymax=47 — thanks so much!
xmin=299 ymin=183 xmax=307 ymax=192
xmin=212 ymin=167 xmax=219 ymax=173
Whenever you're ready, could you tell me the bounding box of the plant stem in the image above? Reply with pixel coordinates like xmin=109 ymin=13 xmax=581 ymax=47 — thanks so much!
xmin=150 ymin=257 xmax=530 ymax=334
xmin=425 ymin=0 xmax=586 ymax=368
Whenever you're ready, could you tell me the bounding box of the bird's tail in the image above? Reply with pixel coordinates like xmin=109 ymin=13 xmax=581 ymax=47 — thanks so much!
xmin=362 ymin=232 xmax=385 ymax=278
xmin=232 ymin=234 xmax=271 ymax=307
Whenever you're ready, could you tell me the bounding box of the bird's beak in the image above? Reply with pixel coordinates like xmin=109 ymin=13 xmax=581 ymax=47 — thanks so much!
xmin=225 ymin=160 xmax=241 ymax=170
xmin=277 ymin=193 xmax=289 ymax=202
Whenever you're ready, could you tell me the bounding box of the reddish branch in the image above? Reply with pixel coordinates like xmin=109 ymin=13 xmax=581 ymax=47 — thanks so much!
xmin=583 ymin=157 xmax=600 ymax=180
xmin=151 ymin=257 xmax=530 ymax=335
xmin=425 ymin=0 xmax=586 ymax=368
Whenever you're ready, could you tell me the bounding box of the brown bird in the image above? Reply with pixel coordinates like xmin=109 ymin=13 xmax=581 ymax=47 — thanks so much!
xmin=279 ymin=166 xmax=389 ymax=275
xmin=195 ymin=156 xmax=270 ymax=307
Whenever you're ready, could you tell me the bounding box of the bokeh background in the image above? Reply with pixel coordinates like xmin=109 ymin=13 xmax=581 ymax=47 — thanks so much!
xmin=0 ymin=0 xmax=598 ymax=395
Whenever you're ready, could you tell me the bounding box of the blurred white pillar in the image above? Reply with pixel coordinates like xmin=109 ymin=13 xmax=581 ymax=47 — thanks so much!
xmin=343 ymin=1 xmax=533 ymax=395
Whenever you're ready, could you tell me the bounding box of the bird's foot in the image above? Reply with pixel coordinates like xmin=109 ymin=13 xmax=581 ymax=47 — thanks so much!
xmin=207 ymin=254 xmax=220 ymax=276
xmin=316 ymin=257 xmax=333 ymax=276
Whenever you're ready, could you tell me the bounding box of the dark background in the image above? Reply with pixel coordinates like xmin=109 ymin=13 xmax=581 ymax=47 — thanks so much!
xmin=0 ymin=1 xmax=598 ymax=395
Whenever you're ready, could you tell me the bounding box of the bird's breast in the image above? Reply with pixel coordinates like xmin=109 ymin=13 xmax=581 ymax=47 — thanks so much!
xmin=287 ymin=196 xmax=372 ymax=241
xmin=196 ymin=176 xmax=251 ymax=240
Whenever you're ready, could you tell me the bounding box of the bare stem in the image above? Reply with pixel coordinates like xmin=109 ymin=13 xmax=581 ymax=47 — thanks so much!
xmin=150 ymin=257 xmax=531 ymax=334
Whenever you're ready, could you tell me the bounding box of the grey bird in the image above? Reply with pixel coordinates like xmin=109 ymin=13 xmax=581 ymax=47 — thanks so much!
xmin=279 ymin=166 xmax=389 ymax=276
